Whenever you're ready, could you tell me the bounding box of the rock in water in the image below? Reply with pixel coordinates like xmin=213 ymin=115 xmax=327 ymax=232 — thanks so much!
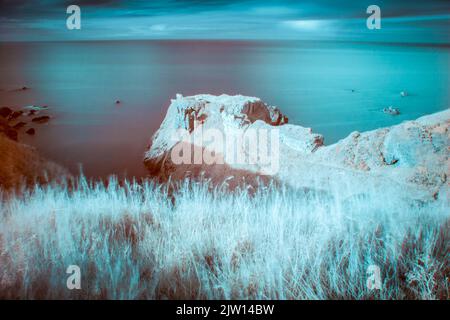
xmin=145 ymin=94 xmax=449 ymax=201
xmin=9 ymin=110 xmax=23 ymax=121
xmin=26 ymin=128 xmax=35 ymax=135
xmin=383 ymin=106 xmax=400 ymax=115
xmin=24 ymin=105 xmax=49 ymax=112
xmin=13 ymin=122 xmax=27 ymax=130
xmin=32 ymin=116 xmax=50 ymax=124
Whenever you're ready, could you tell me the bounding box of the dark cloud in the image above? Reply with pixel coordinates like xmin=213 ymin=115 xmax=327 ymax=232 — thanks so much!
xmin=1 ymin=0 xmax=449 ymax=19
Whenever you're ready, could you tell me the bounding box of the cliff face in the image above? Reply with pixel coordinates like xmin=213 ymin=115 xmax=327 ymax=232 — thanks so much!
xmin=145 ymin=94 xmax=449 ymax=201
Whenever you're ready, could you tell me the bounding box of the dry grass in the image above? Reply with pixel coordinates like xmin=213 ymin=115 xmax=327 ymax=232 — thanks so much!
xmin=0 ymin=176 xmax=448 ymax=299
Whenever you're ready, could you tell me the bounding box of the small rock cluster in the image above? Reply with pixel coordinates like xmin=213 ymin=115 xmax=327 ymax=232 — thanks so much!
xmin=0 ymin=105 xmax=52 ymax=141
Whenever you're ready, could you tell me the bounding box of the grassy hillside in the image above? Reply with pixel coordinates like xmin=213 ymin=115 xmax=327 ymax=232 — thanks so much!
xmin=0 ymin=177 xmax=448 ymax=299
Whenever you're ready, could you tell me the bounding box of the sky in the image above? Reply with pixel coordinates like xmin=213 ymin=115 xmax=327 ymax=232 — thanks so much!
xmin=0 ymin=0 xmax=449 ymax=42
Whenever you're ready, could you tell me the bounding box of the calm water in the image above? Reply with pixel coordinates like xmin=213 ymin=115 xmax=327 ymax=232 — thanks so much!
xmin=0 ymin=40 xmax=449 ymax=178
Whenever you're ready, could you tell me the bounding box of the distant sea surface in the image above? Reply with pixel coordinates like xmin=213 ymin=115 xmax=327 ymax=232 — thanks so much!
xmin=0 ymin=40 xmax=448 ymax=178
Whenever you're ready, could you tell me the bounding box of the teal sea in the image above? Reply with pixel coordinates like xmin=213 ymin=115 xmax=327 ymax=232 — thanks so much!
xmin=0 ymin=40 xmax=448 ymax=178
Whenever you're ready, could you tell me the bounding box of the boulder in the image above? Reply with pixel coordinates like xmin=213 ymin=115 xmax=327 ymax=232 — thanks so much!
xmin=13 ymin=122 xmax=27 ymax=130
xmin=0 ymin=107 xmax=12 ymax=118
xmin=0 ymin=118 xmax=18 ymax=141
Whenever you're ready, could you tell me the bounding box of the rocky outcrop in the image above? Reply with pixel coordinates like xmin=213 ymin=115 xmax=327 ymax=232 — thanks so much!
xmin=312 ymin=110 xmax=449 ymax=199
xmin=294 ymin=110 xmax=448 ymax=201
xmin=145 ymin=94 xmax=449 ymax=201
xmin=144 ymin=94 xmax=314 ymax=187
